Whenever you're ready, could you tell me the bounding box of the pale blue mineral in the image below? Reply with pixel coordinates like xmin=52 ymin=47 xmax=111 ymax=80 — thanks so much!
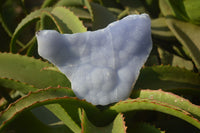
xmin=36 ymin=13 xmax=152 ymax=105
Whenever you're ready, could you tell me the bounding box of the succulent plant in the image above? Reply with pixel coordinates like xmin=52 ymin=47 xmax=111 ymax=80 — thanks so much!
xmin=0 ymin=0 xmax=200 ymax=133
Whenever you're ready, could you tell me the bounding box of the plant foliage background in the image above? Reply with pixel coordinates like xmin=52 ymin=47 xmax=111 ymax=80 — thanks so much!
xmin=0 ymin=0 xmax=200 ymax=132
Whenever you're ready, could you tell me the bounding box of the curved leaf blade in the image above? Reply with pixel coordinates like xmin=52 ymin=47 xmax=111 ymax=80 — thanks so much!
xmin=159 ymin=0 xmax=189 ymax=21
xmin=51 ymin=7 xmax=87 ymax=33
xmin=134 ymin=65 xmax=200 ymax=90
xmin=46 ymin=104 xmax=81 ymax=133
xmin=81 ymin=110 xmax=126 ymax=133
xmin=0 ymin=87 xmax=75 ymax=131
xmin=165 ymin=18 xmax=200 ymax=70
xmin=90 ymin=2 xmax=116 ymax=30
xmin=9 ymin=8 xmax=52 ymax=53
xmin=0 ymin=87 xmax=105 ymax=132
xmin=0 ymin=77 xmax=37 ymax=94
xmin=131 ymin=89 xmax=200 ymax=120
xmin=56 ymin=0 xmax=85 ymax=6
xmin=40 ymin=11 xmax=72 ymax=33
xmin=106 ymin=99 xmax=200 ymax=129
xmin=184 ymin=0 xmax=200 ymax=25
xmin=41 ymin=0 xmax=59 ymax=8
xmin=119 ymin=0 xmax=146 ymax=14
xmin=55 ymin=0 xmax=93 ymax=19
xmin=0 ymin=53 xmax=70 ymax=89
xmin=40 ymin=6 xmax=88 ymax=33
xmin=68 ymin=7 xmax=91 ymax=19
xmin=3 ymin=111 xmax=71 ymax=133
xmin=40 ymin=11 xmax=58 ymax=31
xmin=151 ymin=17 xmax=175 ymax=41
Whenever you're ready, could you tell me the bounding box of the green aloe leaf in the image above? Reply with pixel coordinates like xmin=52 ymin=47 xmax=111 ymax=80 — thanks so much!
xmin=41 ymin=0 xmax=59 ymax=8
xmin=50 ymin=6 xmax=87 ymax=33
xmin=68 ymin=7 xmax=91 ymax=19
xmin=0 ymin=87 xmax=107 ymax=133
xmin=46 ymin=100 xmax=111 ymax=131
xmin=0 ymin=87 xmax=75 ymax=132
xmin=81 ymin=110 xmax=126 ymax=133
xmin=17 ymin=36 xmax=37 ymax=56
xmin=83 ymin=0 xmax=93 ymax=19
xmin=134 ymin=65 xmax=200 ymax=90
xmin=106 ymin=98 xmax=200 ymax=129
xmin=40 ymin=11 xmax=58 ymax=31
xmin=131 ymin=89 xmax=200 ymax=120
xmin=51 ymin=0 xmax=92 ymax=19
xmin=109 ymin=113 xmax=126 ymax=133
xmin=26 ymin=39 xmax=40 ymax=57
xmin=90 ymin=2 xmax=116 ymax=30
xmin=159 ymin=0 xmax=189 ymax=22
xmin=40 ymin=11 xmax=71 ymax=33
xmin=0 ymin=77 xmax=37 ymax=94
xmin=0 ymin=53 xmax=70 ymax=89
xmin=151 ymin=17 xmax=175 ymax=41
xmin=165 ymin=18 xmax=200 ymax=70
xmin=41 ymin=6 xmax=87 ymax=34
xmin=184 ymin=0 xmax=200 ymax=25
xmin=56 ymin=0 xmax=86 ymax=6
xmin=55 ymin=0 xmax=93 ymax=18
xmin=117 ymin=8 xmax=129 ymax=20
xmin=157 ymin=47 xmax=193 ymax=70
xmin=9 ymin=7 xmax=52 ymax=53
xmin=119 ymin=0 xmax=146 ymax=14
xmin=157 ymin=47 xmax=173 ymax=65
xmin=159 ymin=0 xmax=173 ymax=17
xmin=3 ymin=111 xmax=72 ymax=133
xmin=172 ymin=55 xmax=194 ymax=70
xmin=46 ymin=104 xmax=81 ymax=133
xmin=159 ymin=0 xmax=200 ymax=25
